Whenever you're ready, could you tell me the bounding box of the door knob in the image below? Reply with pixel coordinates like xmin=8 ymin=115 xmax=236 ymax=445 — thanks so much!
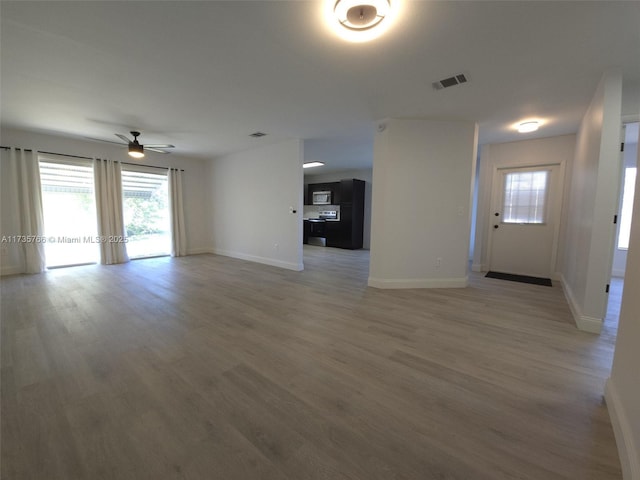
xmin=494 ymin=212 xmax=500 ymax=216
xmin=494 ymin=225 xmax=499 ymax=229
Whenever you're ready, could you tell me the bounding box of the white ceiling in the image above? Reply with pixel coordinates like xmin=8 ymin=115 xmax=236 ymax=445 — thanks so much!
xmin=2 ymin=1 xmax=639 ymax=172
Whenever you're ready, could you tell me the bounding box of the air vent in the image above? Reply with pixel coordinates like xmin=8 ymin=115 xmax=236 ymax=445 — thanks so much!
xmin=432 ymin=73 xmax=469 ymax=91
xmin=249 ymin=132 xmax=267 ymax=138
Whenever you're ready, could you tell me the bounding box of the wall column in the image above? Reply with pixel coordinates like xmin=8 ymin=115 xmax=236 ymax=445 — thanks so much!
xmin=369 ymin=118 xmax=477 ymax=288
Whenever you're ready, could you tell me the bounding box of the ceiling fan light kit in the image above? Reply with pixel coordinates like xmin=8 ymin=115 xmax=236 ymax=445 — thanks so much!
xmin=127 ymin=131 xmax=146 ymax=158
xmin=128 ymin=145 xmax=145 ymax=158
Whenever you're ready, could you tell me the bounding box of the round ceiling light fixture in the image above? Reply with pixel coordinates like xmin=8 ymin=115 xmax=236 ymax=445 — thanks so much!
xmin=327 ymin=0 xmax=398 ymax=42
xmin=335 ymin=0 xmax=389 ymax=31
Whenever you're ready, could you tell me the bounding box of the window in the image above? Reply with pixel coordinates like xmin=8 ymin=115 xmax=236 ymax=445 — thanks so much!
xmin=121 ymin=169 xmax=170 ymax=258
xmin=39 ymin=159 xmax=99 ymax=267
xmin=502 ymin=170 xmax=549 ymax=224
xmin=618 ymin=167 xmax=637 ymax=250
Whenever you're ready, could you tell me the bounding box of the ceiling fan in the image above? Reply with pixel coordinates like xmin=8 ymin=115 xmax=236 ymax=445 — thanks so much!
xmin=90 ymin=131 xmax=175 ymax=158
xmin=116 ymin=131 xmax=175 ymax=158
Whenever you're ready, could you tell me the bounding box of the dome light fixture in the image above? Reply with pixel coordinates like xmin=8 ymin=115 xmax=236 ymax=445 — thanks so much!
xmin=327 ymin=0 xmax=398 ymax=42
xmin=518 ymin=121 xmax=540 ymax=133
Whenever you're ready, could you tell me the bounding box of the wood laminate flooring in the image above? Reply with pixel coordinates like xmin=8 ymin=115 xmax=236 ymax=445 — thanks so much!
xmin=1 ymin=246 xmax=622 ymax=479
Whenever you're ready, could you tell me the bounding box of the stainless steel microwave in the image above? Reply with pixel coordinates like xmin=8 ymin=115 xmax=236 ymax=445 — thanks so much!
xmin=312 ymin=191 xmax=332 ymax=205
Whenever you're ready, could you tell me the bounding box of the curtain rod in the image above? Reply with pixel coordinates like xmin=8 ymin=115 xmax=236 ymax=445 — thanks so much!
xmin=0 ymin=146 xmax=184 ymax=172
xmin=120 ymin=161 xmax=184 ymax=172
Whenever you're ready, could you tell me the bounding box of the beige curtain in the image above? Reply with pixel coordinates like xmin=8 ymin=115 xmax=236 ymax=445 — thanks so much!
xmin=168 ymin=168 xmax=187 ymax=257
xmin=94 ymin=158 xmax=129 ymax=265
xmin=10 ymin=148 xmax=46 ymax=273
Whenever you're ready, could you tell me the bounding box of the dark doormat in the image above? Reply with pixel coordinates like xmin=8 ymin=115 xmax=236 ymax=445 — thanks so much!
xmin=485 ymin=271 xmax=552 ymax=287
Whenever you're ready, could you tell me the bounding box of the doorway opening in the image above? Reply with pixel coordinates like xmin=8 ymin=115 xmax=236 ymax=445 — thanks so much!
xmin=608 ymin=121 xmax=639 ymax=331
xmin=302 ymin=173 xmax=372 ymax=266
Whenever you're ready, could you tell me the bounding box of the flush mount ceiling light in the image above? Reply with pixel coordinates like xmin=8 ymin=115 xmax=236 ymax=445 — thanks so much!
xmin=336 ymin=0 xmax=389 ymax=30
xmin=517 ymin=121 xmax=540 ymax=133
xmin=326 ymin=0 xmax=399 ymax=42
xmin=303 ymin=162 xmax=325 ymax=169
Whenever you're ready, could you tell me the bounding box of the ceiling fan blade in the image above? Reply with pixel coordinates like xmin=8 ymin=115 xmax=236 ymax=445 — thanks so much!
xmin=145 ymin=147 xmax=171 ymax=154
xmin=144 ymin=144 xmax=175 ymax=149
xmin=85 ymin=136 xmax=127 ymax=146
xmin=115 ymin=133 xmax=131 ymax=144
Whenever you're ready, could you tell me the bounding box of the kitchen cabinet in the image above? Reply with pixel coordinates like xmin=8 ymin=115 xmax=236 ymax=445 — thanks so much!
xmin=325 ymin=221 xmax=343 ymax=248
xmin=337 ymin=179 xmax=365 ymax=249
xmin=306 ymin=182 xmax=340 ymax=205
xmin=303 ymin=220 xmax=310 ymax=244
xmin=339 ymin=178 xmax=354 ymax=203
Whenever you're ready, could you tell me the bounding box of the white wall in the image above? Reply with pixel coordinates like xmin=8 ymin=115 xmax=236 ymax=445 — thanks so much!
xmin=369 ymin=118 xmax=477 ymax=289
xmin=304 ymin=168 xmax=372 ymax=249
xmin=606 ymin=140 xmax=640 ymax=480
xmin=208 ymin=139 xmax=303 ymax=271
xmin=611 ymin=140 xmax=638 ymax=277
xmin=560 ymin=71 xmax=623 ymax=333
xmin=472 ymin=134 xmax=576 ymax=274
xmin=0 ymin=127 xmax=211 ymax=275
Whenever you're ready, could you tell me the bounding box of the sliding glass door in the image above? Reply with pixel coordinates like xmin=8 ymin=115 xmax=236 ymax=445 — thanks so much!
xmin=39 ymin=158 xmax=99 ymax=267
xmin=121 ymin=168 xmax=170 ymax=258
xmin=39 ymin=159 xmax=171 ymax=266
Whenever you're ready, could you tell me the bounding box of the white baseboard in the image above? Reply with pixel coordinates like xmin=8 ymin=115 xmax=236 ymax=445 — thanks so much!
xmin=368 ymin=276 xmax=468 ymax=289
xmin=212 ymin=248 xmax=303 ymax=272
xmin=605 ymin=378 xmax=640 ymax=480
xmin=1 ymin=264 xmax=21 ymax=276
xmin=471 ymin=263 xmax=485 ymax=272
xmin=559 ymin=274 xmax=603 ymax=334
xmin=187 ymin=247 xmax=214 ymax=255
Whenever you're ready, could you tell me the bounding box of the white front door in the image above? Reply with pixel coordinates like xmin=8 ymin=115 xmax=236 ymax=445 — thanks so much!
xmin=488 ymin=164 xmax=563 ymax=278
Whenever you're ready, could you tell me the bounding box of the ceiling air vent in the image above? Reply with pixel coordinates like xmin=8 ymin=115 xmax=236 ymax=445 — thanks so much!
xmin=249 ymin=132 xmax=267 ymax=138
xmin=432 ymin=73 xmax=468 ymax=91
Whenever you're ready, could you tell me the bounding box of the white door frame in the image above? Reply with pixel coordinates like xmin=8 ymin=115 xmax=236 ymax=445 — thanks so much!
xmin=485 ymin=160 xmax=566 ymax=279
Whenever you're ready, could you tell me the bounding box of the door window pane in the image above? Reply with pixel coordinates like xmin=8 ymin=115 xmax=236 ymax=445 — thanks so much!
xmin=122 ymin=170 xmax=170 ymax=258
xmin=502 ymin=170 xmax=549 ymax=224
xmin=618 ymin=167 xmax=636 ymax=250
xmin=39 ymin=160 xmax=99 ymax=267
